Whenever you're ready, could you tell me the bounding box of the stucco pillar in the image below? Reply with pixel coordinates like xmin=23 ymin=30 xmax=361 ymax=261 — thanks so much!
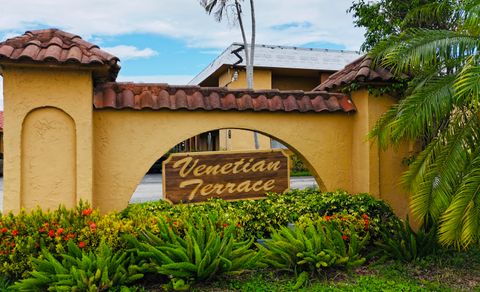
xmin=2 ymin=66 xmax=94 ymax=213
xmin=350 ymin=89 xmax=411 ymax=218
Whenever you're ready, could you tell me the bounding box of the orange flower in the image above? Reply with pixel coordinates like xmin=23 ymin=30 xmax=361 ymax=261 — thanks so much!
xmin=82 ymin=209 xmax=93 ymax=216
xmin=342 ymin=235 xmax=349 ymax=241
xmin=89 ymin=222 xmax=96 ymax=230
xmin=78 ymin=241 xmax=86 ymax=248
xmin=0 ymin=228 xmax=7 ymax=234
xmin=57 ymin=228 xmax=64 ymax=236
xmin=11 ymin=230 xmax=18 ymax=237
xmin=325 ymin=215 xmax=331 ymax=221
xmin=362 ymin=214 xmax=369 ymax=220
xmin=48 ymin=230 xmax=55 ymax=237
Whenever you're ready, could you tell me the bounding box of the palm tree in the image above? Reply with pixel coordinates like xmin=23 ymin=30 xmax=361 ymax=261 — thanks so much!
xmin=200 ymin=0 xmax=256 ymax=89
xmin=369 ymin=1 xmax=480 ymax=248
xmin=200 ymin=0 xmax=260 ymax=148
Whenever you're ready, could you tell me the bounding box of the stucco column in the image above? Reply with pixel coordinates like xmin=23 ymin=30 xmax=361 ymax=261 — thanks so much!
xmin=2 ymin=66 xmax=94 ymax=212
xmin=351 ymin=89 xmax=380 ymax=195
xmin=350 ymin=89 xmax=411 ymax=218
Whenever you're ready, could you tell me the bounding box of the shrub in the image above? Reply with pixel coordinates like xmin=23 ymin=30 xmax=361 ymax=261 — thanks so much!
xmin=297 ymin=213 xmax=371 ymax=241
xmin=0 ymin=275 xmax=10 ymax=290
xmin=374 ymin=218 xmax=439 ymax=262
xmin=121 ymin=189 xmax=398 ymax=241
xmin=11 ymin=240 xmax=145 ymax=291
xmin=126 ymin=216 xmax=260 ymax=290
xmin=0 ymin=189 xmax=399 ymax=283
xmin=258 ymin=218 xmax=369 ymax=273
xmin=0 ymin=202 xmax=134 ymax=280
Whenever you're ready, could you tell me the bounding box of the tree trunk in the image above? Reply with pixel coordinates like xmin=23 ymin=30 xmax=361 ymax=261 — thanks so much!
xmin=236 ymin=0 xmax=258 ymax=149
xmin=235 ymin=0 xmax=251 ymax=88
xmin=248 ymin=0 xmax=259 ymax=149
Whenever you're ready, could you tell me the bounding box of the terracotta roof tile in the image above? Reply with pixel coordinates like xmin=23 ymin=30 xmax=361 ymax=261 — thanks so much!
xmin=94 ymin=83 xmax=356 ymax=113
xmin=0 ymin=29 xmax=120 ymax=82
xmin=314 ymin=55 xmax=397 ymax=92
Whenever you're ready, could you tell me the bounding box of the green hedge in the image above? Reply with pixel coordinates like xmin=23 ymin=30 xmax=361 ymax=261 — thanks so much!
xmin=122 ymin=189 xmax=398 ymax=240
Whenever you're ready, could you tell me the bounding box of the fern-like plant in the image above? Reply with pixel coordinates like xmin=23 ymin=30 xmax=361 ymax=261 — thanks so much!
xmin=126 ymin=216 xmax=261 ymax=290
xmin=258 ymin=219 xmax=369 ymax=273
xmin=11 ymin=240 xmax=145 ymax=291
xmin=374 ymin=217 xmax=438 ymax=262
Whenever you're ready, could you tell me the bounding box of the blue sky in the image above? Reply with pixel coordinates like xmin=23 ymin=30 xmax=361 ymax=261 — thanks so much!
xmin=0 ymin=0 xmax=366 ymax=104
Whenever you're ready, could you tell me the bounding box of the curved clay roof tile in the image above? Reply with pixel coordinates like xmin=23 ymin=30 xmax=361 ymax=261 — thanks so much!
xmin=0 ymin=29 xmax=120 ymax=82
xmin=314 ymin=55 xmax=400 ymax=92
xmin=93 ymin=83 xmax=357 ymax=114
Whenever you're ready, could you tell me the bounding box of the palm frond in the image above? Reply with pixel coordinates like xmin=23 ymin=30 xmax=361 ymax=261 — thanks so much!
xmin=439 ymin=150 xmax=480 ymax=248
xmin=404 ymin=137 xmax=446 ymax=226
xmin=371 ymin=29 xmax=479 ymax=76
xmin=371 ymin=74 xmax=456 ymax=147
xmin=454 ymin=56 xmax=480 ymax=108
xmin=200 ymin=0 xmax=230 ymax=22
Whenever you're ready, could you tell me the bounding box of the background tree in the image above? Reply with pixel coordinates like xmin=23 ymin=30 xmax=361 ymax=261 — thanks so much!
xmin=349 ymin=0 xmax=466 ymax=51
xmin=200 ymin=0 xmax=260 ymax=148
xmin=369 ymin=0 xmax=480 ymax=248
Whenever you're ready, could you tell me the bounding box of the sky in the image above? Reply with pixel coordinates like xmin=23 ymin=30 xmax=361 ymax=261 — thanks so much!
xmin=0 ymin=0 xmax=366 ymax=108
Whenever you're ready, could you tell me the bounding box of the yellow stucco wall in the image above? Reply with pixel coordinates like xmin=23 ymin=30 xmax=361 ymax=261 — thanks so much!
xmin=219 ymin=69 xmax=273 ymax=151
xmin=22 ymin=107 xmax=76 ymax=210
xmin=2 ymin=66 xmax=93 ymax=213
xmin=93 ymin=110 xmax=353 ymax=213
xmin=350 ymin=89 xmax=411 ymax=219
xmin=219 ymin=129 xmax=271 ymax=150
xmin=1 ymin=64 xmax=412 ymax=221
xmin=271 ymin=75 xmax=320 ymax=91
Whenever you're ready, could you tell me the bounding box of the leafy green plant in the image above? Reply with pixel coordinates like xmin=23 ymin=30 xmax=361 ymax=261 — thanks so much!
xmin=258 ymin=218 xmax=369 ymax=274
xmin=374 ymin=218 xmax=438 ymax=262
xmin=0 ymin=202 xmax=135 ymax=280
xmin=0 ymin=275 xmax=10 ymax=290
xmin=11 ymin=240 xmax=145 ymax=291
xmin=126 ymin=216 xmax=260 ymax=290
xmin=368 ymin=1 xmax=480 ymax=248
xmin=122 ymin=190 xmax=398 ymax=240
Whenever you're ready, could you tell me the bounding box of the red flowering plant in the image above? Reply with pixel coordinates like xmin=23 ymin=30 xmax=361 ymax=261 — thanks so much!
xmin=0 ymin=201 xmax=134 ymax=280
xmin=297 ymin=213 xmax=371 ymax=244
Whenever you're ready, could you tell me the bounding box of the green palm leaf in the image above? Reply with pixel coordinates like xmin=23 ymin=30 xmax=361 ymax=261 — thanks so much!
xmin=369 ymin=2 xmax=480 ymax=247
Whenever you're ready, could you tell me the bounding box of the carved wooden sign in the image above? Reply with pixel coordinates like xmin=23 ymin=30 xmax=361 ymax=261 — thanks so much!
xmin=162 ymin=150 xmax=290 ymax=204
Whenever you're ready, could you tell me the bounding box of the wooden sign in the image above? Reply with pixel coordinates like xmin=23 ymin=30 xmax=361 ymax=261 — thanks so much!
xmin=162 ymin=149 xmax=290 ymax=204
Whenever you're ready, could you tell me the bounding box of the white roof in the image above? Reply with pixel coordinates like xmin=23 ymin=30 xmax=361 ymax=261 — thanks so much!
xmin=189 ymin=43 xmax=361 ymax=85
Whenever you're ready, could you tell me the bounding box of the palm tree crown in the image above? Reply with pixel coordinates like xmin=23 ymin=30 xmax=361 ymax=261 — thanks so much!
xmin=369 ymin=1 xmax=480 ymax=248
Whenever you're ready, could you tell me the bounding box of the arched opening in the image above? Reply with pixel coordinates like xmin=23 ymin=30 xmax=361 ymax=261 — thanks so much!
xmin=130 ymin=128 xmax=319 ymax=204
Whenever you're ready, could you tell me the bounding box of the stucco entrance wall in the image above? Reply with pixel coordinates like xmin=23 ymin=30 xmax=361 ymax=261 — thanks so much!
xmin=0 ymin=29 xmax=412 ymax=220
xmin=93 ymin=110 xmax=353 ymax=213
xmin=0 ymin=68 xmax=411 ymax=218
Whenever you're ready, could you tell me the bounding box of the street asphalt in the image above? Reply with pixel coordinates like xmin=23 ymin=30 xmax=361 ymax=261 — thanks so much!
xmin=0 ymin=174 xmax=318 ymax=210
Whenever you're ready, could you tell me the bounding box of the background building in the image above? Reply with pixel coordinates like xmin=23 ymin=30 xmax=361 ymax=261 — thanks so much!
xmin=188 ymin=43 xmax=360 ymax=151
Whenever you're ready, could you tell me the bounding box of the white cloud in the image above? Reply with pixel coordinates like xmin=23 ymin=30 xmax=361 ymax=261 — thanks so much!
xmin=0 ymin=0 xmax=365 ymax=50
xmin=117 ymin=75 xmax=196 ymax=85
xmin=102 ymin=45 xmax=158 ymax=60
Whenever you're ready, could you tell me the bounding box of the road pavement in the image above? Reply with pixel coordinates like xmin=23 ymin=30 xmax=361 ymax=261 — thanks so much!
xmin=0 ymin=174 xmax=318 ymax=210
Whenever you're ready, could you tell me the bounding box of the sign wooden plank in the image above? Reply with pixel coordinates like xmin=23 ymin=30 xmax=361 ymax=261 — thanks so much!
xmin=162 ymin=149 xmax=290 ymax=204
